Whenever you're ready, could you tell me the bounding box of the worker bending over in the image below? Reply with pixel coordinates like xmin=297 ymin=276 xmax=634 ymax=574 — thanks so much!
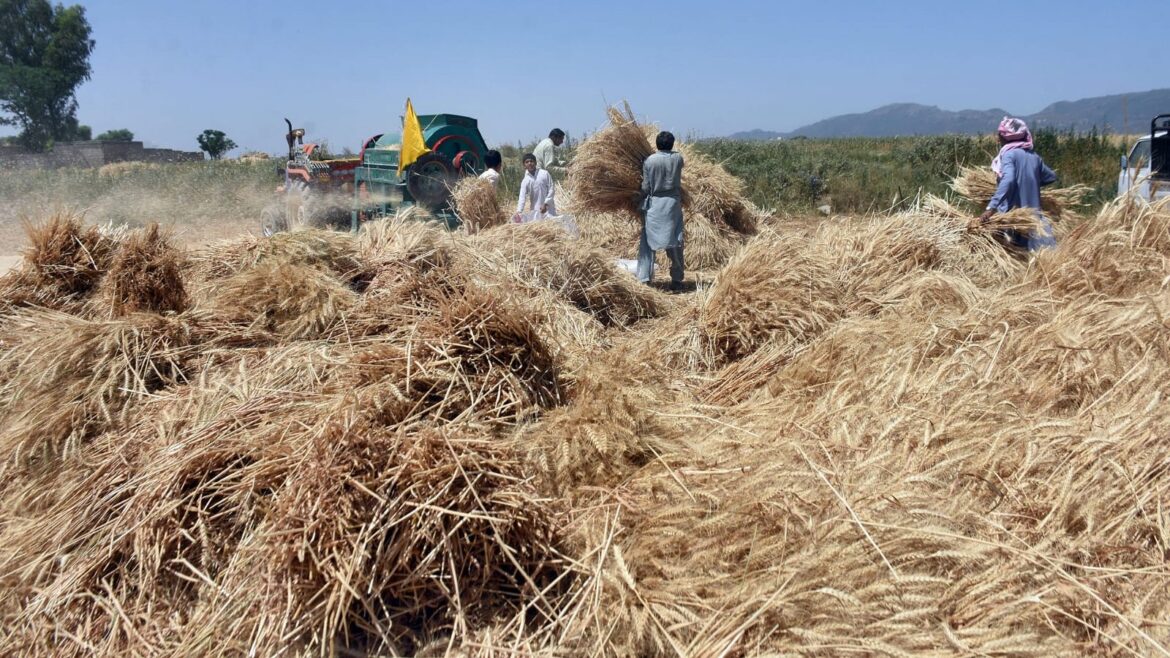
xmin=534 ymin=128 xmax=565 ymax=171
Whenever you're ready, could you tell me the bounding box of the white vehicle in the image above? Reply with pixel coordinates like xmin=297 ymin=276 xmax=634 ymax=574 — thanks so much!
xmin=1118 ymin=114 xmax=1170 ymax=202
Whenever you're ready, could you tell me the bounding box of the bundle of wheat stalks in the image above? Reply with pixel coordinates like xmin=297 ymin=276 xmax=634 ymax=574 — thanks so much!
xmin=451 ymin=176 xmax=508 ymax=233
xmin=2 ymin=166 xmax=1170 ymax=655
xmin=951 ymin=165 xmax=1092 ymax=221
xmin=568 ymin=102 xmax=766 ymax=270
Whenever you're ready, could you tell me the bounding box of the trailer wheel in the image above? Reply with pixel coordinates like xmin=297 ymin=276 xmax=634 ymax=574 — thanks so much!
xmin=406 ymin=152 xmax=455 ymax=211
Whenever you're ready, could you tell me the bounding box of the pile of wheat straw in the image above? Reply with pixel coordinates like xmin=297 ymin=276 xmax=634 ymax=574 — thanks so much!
xmin=451 ymin=176 xmax=508 ymax=233
xmin=99 ymin=223 xmax=189 ymax=316
xmin=3 ymin=169 xmax=1170 ymax=657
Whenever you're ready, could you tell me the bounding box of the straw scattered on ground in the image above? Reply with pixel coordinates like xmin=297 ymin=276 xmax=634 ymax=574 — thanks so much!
xmin=2 ymin=120 xmax=1169 ymax=657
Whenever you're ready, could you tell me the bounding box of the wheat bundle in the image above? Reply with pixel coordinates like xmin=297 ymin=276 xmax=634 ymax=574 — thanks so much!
xmin=575 ymin=211 xmax=639 ymax=255
xmin=897 ymin=197 xmax=1034 ymax=285
xmin=210 ymin=259 xmax=356 ymax=340
xmin=469 ymin=221 xmax=665 ymax=326
xmin=1029 ymin=196 xmax=1170 ymax=299
xmin=356 ymin=205 xmax=443 ymax=260
xmin=452 ymin=177 xmax=508 ymax=233
xmin=189 ymin=229 xmax=367 ymax=288
xmin=677 ymin=142 xmax=759 ymax=235
xmin=98 ymin=222 xmax=189 ymax=316
xmin=416 ymin=283 xmax=565 ymax=420
xmin=950 ymin=165 xmax=1092 ymax=221
xmin=923 ymin=189 xmax=1049 ymax=238
xmin=680 ymin=211 xmax=742 ymax=269
xmin=3 ymin=213 xmax=118 ymax=310
xmin=567 ymin=104 xmax=653 ymax=217
xmin=520 ymin=351 xmax=687 ymax=494
xmin=113 ymin=417 xmax=569 ymax=656
xmin=202 ymin=421 xmax=568 ymax=656
xmin=700 ymin=232 xmax=844 ymax=363
xmin=347 ymin=284 xmax=565 ymax=428
xmin=0 ymin=310 xmax=197 ymax=468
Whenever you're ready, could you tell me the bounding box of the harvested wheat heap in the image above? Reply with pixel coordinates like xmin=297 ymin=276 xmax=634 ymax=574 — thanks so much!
xmin=568 ymin=102 xmax=766 ymax=269
xmin=3 ymin=185 xmax=1170 ymax=656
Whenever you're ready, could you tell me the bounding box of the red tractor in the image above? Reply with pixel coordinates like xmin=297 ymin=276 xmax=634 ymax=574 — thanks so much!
xmin=261 ymin=119 xmax=362 ymax=236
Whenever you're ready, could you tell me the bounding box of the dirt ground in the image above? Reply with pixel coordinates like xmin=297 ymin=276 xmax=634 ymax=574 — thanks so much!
xmin=0 ymin=256 xmax=18 ymax=276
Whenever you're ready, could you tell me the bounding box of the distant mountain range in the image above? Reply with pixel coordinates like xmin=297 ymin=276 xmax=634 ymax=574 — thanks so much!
xmin=729 ymin=88 xmax=1170 ymax=140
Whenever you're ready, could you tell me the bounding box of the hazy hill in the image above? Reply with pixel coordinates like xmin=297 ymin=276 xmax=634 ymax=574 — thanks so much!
xmin=729 ymin=88 xmax=1170 ymax=139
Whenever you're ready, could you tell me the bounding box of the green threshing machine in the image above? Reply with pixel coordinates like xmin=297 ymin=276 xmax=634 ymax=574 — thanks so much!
xmin=262 ymin=112 xmax=490 ymax=236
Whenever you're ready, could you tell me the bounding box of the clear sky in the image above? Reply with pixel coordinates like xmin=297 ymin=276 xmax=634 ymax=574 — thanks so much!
xmin=8 ymin=0 xmax=1166 ymax=154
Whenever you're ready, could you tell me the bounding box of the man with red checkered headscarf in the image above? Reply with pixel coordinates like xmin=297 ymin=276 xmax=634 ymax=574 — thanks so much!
xmin=979 ymin=117 xmax=1058 ymax=251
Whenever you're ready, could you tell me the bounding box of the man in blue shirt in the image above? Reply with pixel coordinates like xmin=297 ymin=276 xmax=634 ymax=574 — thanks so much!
xmin=979 ymin=117 xmax=1057 ymax=251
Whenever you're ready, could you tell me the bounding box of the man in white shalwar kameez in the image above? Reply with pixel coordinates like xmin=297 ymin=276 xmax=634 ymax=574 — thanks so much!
xmin=636 ymin=131 xmax=685 ymax=290
xmin=479 ymin=149 xmax=502 ymax=188
xmin=514 ymin=152 xmax=556 ymax=221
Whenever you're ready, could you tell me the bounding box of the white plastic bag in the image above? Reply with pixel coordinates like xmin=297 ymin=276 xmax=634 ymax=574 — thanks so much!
xmin=513 ymin=211 xmax=580 ymax=238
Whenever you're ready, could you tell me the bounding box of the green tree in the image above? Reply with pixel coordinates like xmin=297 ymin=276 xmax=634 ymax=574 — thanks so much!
xmin=0 ymin=0 xmax=95 ymax=151
xmin=95 ymin=128 xmax=133 ymax=141
xmin=196 ymin=129 xmax=237 ymax=160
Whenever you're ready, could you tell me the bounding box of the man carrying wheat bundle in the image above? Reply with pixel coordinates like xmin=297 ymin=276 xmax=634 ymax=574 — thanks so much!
xmin=636 ymin=130 xmax=686 ymax=291
xmin=979 ymin=116 xmax=1058 ymax=251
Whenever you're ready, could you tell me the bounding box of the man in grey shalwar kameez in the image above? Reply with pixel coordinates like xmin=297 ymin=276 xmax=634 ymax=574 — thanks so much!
xmin=637 ymin=131 xmax=685 ymax=290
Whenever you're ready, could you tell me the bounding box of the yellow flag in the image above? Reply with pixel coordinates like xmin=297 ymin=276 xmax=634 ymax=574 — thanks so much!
xmin=397 ymin=98 xmax=429 ymax=175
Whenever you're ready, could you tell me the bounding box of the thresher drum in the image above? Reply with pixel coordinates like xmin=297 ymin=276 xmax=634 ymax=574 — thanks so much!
xmin=353 ymin=113 xmax=489 ymax=228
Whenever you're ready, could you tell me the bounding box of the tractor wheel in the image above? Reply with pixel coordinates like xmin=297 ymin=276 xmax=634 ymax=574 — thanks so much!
xmin=285 ymin=180 xmax=350 ymax=230
xmin=260 ymin=204 xmax=287 ymax=237
xmin=406 ymin=152 xmax=455 ymax=211
xmin=285 ymin=179 xmax=311 ymax=229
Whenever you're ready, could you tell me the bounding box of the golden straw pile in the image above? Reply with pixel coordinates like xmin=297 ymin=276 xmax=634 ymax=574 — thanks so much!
xmin=2 ymin=112 xmax=1170 ymax=656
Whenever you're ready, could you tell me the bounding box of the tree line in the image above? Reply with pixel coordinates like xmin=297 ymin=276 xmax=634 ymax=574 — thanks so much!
xmin=1 ymin=0 xmax=236 ymax=159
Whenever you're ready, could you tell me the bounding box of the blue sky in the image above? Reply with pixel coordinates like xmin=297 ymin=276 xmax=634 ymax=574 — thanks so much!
xmin=7 ymin=0 xmax=1165 ymax=154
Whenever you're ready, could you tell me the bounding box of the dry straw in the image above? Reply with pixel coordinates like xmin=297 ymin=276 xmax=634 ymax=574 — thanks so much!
xmin=452 ymin=177 xmax=508 ymax=233
xmin=3 ymin=149 xmax=1170 ymax=657
xmin=99 ymin=222 xmax=189 ymax=315
xmin=567 ymin=102 xmax=653 ymax=218
xmin=0 ymin=212 xmax=117 ymax=314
